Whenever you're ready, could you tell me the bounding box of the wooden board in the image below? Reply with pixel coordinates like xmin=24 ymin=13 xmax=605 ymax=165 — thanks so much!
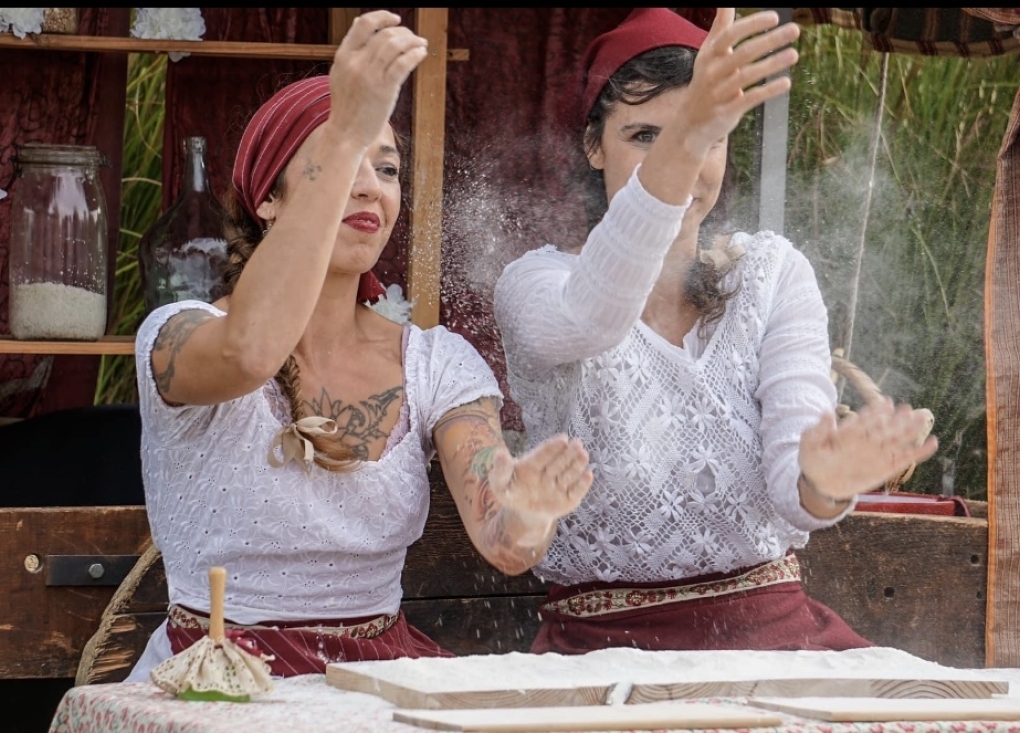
xmin=393 ymin=703 xmax=783 ymax=732
xmin=0 ymin=506 xmax=151 ymax=679
xmin=797 ymin=511 xmax=988 ymax=669
xmin=326 ymin=651 xmax=1011 ymax=711
xmin=327 ymin=664 xmax=609 ymax=710
xmin=749 ymin=696 xmax=1020 ymax=723
xmin=629 ymin=677 xmax=1010 ymax=704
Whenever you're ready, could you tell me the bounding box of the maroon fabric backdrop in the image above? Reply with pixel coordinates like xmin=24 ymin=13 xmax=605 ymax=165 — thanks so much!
xmin=161 ymin=8 xmax=713 ymax=430
xmin=0 ymin=8 xmax=129 ymax=418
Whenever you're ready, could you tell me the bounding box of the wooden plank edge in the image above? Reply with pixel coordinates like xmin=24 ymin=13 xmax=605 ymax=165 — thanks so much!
xmin=0 ymin=34 xmax=468 ymax=61
xmin=0 ymin=335 xmax=135 ymax=355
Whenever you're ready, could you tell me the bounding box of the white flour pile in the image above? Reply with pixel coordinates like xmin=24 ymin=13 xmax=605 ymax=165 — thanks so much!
xmin=10 ymin=281 xmax=106 ymax=340
xmin=329 ymin=647 xmax=1011 ymax=694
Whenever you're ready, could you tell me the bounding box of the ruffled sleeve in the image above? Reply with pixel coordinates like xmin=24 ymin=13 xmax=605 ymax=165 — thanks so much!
xmin=410 ymin=325 xmax=503 ymax=456
xmin=135 ymin=300 xmax=254 ymax=443
xmin=753 ymin=240 xmax=854 ymax=531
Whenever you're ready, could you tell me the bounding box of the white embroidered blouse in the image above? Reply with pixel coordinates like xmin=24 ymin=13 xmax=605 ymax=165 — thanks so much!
xmin=135 ymin=300 xmax=502 ymax=624
xmin=493 ymin=168 xmax=851 ymax=587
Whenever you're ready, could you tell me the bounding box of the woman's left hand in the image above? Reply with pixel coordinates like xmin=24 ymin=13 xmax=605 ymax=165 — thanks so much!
xmin=488 ymin=435 xmax=594 ymax=545
xmin=798 ymin=397 xmax=939 ymax=503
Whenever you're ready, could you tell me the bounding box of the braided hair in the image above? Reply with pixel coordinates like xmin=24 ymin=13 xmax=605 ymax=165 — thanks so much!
xmin=221 ymin=171 xmax=360 ymax=472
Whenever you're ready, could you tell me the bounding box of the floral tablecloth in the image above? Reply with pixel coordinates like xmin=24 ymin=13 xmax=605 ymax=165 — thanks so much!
xmin=48 ymin=673 xmax=1020 ymax=733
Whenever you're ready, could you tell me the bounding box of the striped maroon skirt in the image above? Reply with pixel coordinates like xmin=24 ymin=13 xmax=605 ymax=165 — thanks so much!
xmin=531 ymin=554 xmax=873 ymax=654
xmin=166 ymin=605 xmax=453 ymax=677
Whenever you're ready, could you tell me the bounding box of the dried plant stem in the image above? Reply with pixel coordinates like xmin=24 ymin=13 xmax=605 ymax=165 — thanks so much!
xmin=839 ymin=51 xmax=889 ymax=402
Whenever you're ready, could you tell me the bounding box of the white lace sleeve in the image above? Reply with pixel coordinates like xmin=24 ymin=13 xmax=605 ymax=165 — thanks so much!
xmin=494 ymin=167 xmax=689 ymax=374
xmin=415 ymin=326 xmax=503 ymax=455
xmin=755 ymin=243 xmax=855 ymax=531
xmin=135 ymin=300 xmax=252 ymax=443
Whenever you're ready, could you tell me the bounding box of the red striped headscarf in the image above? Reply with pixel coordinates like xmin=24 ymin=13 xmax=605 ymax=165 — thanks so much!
xmin=231 ymin=75 xmax=385 ymax=302
xmin=563 ymin=8 xmax=711 ymax=134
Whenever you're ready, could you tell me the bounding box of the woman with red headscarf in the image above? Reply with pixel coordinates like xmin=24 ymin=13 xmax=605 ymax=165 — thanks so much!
xmin=494 ymin=8 xmax=938 ymax=653
xmin=125 ymin=10 xmax=593 ymax=679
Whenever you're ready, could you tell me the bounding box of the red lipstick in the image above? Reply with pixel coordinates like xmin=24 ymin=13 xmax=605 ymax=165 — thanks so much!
xmin=343 ymin=211 xmax=381 ymax=233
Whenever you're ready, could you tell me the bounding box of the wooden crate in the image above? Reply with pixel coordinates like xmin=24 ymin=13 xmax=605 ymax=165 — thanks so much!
xmin=0 ymin=506 xmax=151 ymax=679
xmin=75 ymin=477 xmax=989 ymax=684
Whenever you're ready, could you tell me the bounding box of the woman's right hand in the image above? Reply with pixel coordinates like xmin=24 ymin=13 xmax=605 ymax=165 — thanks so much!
xmin=327 ymin=11 xmax=429 ymax=148
xmin=798 ymin=398 xmax=940 ymax=507
xmin=672 ymin=9 xmax=801 ymax=157
xmin=487 ymin=435 xmax=594 ymax=547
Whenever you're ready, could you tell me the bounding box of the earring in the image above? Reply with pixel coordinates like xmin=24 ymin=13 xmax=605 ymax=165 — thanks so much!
xmin=262 ymin=220 xmax=273 ymax=237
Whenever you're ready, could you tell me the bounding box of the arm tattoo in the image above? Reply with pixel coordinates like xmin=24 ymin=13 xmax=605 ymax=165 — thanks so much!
xmin=151 ymin=310 xmax=213 ymax=398
xmin=302 ymin=385 xmax=403 ymax=460
xmin=435 ymin=398 xmax=536 ymax=566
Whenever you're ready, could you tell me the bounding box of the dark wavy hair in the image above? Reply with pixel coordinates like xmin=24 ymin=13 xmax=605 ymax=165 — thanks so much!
xmin=582 ymin=46 xmax=739 ymax=334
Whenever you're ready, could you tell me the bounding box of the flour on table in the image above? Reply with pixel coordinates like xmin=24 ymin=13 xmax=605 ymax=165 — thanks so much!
xmin=327 ymin=647 xmax=1009 ymax=694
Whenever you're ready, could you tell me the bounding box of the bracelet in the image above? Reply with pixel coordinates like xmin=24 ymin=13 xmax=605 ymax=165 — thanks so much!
xmin=798 ymin=472 xmax=852 ymax=509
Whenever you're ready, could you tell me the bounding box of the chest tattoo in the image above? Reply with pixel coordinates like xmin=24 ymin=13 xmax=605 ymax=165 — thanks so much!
xmin=302 ymin=385 xmax=403 ymax=459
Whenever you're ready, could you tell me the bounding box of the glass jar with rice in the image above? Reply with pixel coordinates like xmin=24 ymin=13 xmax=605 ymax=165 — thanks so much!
xmin=7 ymin=143 xmax=110 ymax=341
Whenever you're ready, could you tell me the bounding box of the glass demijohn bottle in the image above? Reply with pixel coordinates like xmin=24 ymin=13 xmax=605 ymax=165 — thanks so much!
xmin=138 ymin=136 xmax=229 ymax=315
xmin=7 ymin=143 xmax=110 ymax=341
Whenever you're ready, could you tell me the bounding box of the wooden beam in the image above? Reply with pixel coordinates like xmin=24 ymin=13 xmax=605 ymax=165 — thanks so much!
xmin=408 ymin=8 xmax=449 ymax=329
xmin=0 ymin=33 xmax=469 ymax=62
xmin=328 ymin=8 xmax=360 ymax=45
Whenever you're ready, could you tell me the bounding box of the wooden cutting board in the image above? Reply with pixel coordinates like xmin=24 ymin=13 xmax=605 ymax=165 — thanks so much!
xmin=326 ymin=661 xmax=1009 ymax=710
xmin=393 ymin=702 xmax=784 ymax=732
xmin=327 ymin=663 xmax=610 ymax=710
xmin=749 ymin=696 xmax=1020 ymax=722
xmin=628 ymin=677 xmax=1008 ymax=703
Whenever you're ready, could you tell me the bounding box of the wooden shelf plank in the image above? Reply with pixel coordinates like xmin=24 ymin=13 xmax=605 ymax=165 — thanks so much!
xmin=0 ymin=335 xmax=135 ymax=355
xmin=0 ymin=34 xmax=468 ymax=62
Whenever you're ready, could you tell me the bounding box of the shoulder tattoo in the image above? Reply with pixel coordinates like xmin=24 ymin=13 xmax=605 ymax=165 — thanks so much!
xmin=151 ymin=310 xmax=213 ymax=397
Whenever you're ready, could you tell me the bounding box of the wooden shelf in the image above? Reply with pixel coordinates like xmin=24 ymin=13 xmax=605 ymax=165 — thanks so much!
xmin=0 ymin=34 xmax=469 ymax=62
xmin=0 ymin=335 xmax=135 ymax=355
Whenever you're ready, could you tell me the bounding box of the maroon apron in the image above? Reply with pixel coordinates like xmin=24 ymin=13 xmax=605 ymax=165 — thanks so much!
xmin=167 ymin=605 xmax=453 ymax=677
xmin=531 ymin=554 xmax=873 ymax=654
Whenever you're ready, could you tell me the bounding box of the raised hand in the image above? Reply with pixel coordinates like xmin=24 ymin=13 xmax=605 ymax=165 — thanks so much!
xmin=487 ymin=435 xmax=594 ymax=546
xmin=678 ymin=8 xmax=800 ymax=155
xmin=798 ymin=397 xmax=939 ymax=503
xmin=327 ymin=10 xmax=429 ymax=148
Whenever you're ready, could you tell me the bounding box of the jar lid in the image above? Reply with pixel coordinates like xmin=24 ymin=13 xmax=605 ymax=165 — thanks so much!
xmin=15 ymin=143 xmax=110 ymax=168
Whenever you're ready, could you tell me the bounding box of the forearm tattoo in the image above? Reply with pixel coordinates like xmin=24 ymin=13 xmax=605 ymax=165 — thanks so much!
xmin=302 ymin=386 xmax=402 ymax=460
xmin=435 ymin=398 xmax=538 ymax=567
xmin=151 ymin=310 xmax=213 ymax=398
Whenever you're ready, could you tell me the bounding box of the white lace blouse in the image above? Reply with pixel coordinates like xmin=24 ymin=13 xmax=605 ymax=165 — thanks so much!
xmin=494 ymin=168 xmax=851 ymax=587
xmin=135 ymin=300 xmax=502 ymax=624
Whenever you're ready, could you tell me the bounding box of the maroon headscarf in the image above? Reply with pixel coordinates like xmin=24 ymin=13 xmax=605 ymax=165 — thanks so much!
xmin=231 ymin=75 xmax=386 ymax=302
xmin=564 ymin=8 xmax=712 ymax=133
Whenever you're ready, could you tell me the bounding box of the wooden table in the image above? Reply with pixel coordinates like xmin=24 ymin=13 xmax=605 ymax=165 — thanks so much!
xmin=47 ymin=671 xmax=1020 ymax=733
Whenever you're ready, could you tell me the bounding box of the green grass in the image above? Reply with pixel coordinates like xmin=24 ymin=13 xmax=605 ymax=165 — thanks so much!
xmin=730 ymin=24 xmax=1015 ymax=499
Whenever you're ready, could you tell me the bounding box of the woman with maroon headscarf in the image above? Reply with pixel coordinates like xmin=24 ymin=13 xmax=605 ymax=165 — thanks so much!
xmin=125 ymin=10 xmax=593 ymax=679
xmin=494 ymin=8 xmax=938 ymax=653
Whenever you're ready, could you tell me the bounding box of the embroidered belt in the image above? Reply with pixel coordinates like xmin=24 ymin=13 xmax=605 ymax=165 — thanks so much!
xmin=167 ymin=604 xmax=398 ymax=641
xmin=542 ymin=554 xmax=802 ymax=619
